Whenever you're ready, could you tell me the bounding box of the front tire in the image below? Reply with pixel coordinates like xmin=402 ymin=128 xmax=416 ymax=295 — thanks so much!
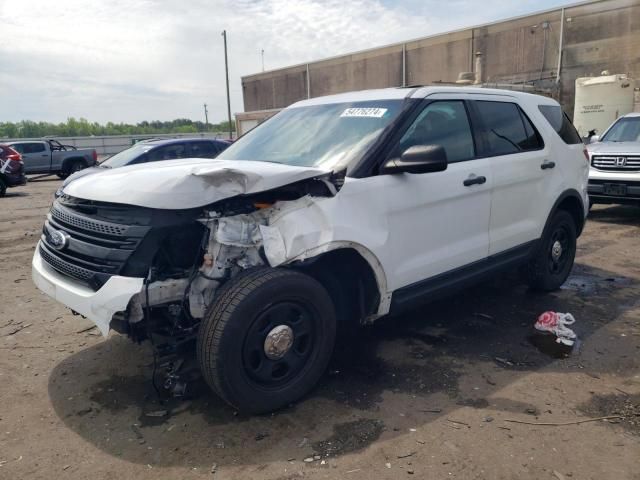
xmin=197 ymin=268 xmax=336 ymax=414
xmin=525 ymin=210 xmax=577 ymax=291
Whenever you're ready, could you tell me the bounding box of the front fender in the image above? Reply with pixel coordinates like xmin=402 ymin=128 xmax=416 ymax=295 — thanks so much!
xmin=260 ymin=196 xmax=391 ymax=316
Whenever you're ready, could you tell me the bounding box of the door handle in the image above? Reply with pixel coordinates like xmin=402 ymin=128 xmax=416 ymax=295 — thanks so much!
xmin=541 ymin=161 xmax=556 ymax=170
xmin=41 ymin=154 xmax=48 ymax=157
xmin=463 ymin=175 xmax=487 ymax=187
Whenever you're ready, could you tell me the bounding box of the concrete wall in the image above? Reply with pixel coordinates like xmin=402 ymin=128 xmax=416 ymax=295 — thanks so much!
xmin=241 ymin=0 xmax=640 ymax=118
xmin=0 ymin=132 xmax=234 ymax=157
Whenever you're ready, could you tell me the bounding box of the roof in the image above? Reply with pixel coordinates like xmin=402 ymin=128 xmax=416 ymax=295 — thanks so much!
xmin=289 ymin=85 xmax=558 ymax=108
xmin=140 ymin=137 xmax=231 ymax=146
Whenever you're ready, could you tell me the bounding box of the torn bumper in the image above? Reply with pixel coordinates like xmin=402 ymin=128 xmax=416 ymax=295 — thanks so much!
xmin=32 ymin=243 xmax=144 ymax=336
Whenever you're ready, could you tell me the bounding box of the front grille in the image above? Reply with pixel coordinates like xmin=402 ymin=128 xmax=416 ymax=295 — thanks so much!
xmin=40 ymin=201 xmax=151 ymax=290
xmin=591 ymin=155 xmax=640 ymax=172
xmin=51 ymin=205 xmax=128 ymax=235
xmin=39 ymin=243 xmax=94 ymax=281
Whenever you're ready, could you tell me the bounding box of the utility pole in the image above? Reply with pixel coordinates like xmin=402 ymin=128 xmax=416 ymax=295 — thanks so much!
xmin=261 ymin=49 xmax=265 ymax=72
xmin=203 ymin=103 xmax=209 ymax=130
xmin=222 ymin=30 xmax=233 ymax=140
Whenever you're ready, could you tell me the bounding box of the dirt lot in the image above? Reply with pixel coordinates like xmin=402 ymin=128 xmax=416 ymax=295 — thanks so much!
xmin=1 ymin=178 xmax=639 ymax=480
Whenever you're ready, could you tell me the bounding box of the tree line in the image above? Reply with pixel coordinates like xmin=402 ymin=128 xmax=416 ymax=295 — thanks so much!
xmin=0 ymin=118 xmax=235 ymax=139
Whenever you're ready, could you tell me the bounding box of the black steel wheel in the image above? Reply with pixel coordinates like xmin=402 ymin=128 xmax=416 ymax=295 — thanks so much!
xmin=525 ymin=210 xmax=577 ymax=291
xmin=548 ymin=226 xmax=571 ymax=275
xmin=197 ymin=268 xmax=336 ymax=413
xmin=243 ymin=301 xmax=317 ymax=388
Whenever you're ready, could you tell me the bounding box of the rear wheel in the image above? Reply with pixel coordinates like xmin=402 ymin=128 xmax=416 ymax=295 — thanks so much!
xmin=524 ymin=210 xmax=577 ymax=291
xmin=197 ymin=268 xmax=336 ymax=413
xmin=58 ymin=159 xmax=85 ymax=179
xmin=0 ymin=177 xmax=6 ymax=197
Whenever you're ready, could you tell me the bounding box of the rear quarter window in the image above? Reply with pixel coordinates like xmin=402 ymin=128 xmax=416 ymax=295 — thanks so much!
xmin=538 ymin=105 xmax=582 ymax=144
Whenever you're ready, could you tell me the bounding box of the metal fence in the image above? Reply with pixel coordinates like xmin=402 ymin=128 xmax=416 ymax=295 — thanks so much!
xmin=0 ymin=132 xmax=235 ymax=156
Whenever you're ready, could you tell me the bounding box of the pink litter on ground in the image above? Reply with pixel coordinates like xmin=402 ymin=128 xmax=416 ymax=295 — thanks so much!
xmin=535 ymin=311 xmax=577 ymax=346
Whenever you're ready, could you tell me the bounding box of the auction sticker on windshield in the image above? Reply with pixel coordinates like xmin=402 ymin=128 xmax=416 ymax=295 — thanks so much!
xmin=341 ymin=107 xmax=388 ymax=118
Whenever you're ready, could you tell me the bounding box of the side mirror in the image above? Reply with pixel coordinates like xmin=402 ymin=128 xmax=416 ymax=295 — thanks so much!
xmin=381 ymin=145 xmax=448 ymax=175
xmin=589 ymin=135 xmax=600 ymax=144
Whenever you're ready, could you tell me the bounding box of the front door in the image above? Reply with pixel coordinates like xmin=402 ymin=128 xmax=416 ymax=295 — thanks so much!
xmin=354 ymin=99 xmax=492 ymax=291
xmin=14 ymin=142 xmax=50 ymax=173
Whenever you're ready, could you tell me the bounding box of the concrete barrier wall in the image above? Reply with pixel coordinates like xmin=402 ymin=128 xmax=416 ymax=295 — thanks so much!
xmin=0 ymin=132 xmax=235 ymax=156
xmin=241 ymin=0 xmax=640 ymax=117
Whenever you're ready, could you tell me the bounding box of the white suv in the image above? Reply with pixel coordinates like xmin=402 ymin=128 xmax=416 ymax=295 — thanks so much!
xmin=32 ymin=87 xmax=589 ymax=413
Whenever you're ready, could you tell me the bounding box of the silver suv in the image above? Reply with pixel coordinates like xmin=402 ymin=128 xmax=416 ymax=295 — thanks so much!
xmin=588 ymin=113 xmax=640 ymax=206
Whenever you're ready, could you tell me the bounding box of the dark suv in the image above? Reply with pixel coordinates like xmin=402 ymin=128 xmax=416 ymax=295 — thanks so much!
xmin=101 ymin=137 xmax=232 ymax=168
xmin=0 ymin=144 xmax=27 ymax=196
xmin=60 ymin=137 xmax=232 ymax=192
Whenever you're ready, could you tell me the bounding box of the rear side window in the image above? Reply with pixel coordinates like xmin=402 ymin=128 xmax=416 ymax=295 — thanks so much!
xmin=475 ymin=101 xmax=544 ymax=156
xmin=188 ymin=141 xmax=219 ymax=158
xmin=538 ymin=105 xmax=582 ymax=144
xmin=147 ymin=143 xmax=187 ymax=162
xmin=25 ymin=143 xmax=46 ymax=153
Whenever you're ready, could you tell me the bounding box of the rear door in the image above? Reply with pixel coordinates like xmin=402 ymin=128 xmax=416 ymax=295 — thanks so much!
xmin=11 ymin=142 xmax=50 ymax=173
xmin=470 ymin=99 xmax=554 ymax=255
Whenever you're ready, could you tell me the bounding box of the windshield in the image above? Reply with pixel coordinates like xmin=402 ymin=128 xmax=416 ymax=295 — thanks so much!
xmin=101 ymin=143 xmax=152 ymax=168
xmin=219 ymin=100 xmax=404 ymax=171
xmin=602 ymin=117 xmax=640 ymax=142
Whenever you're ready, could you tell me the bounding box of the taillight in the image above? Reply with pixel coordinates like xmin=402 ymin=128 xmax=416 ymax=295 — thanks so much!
xmin=7 ymin=153 xmax=21 ymax=162
xmin=3 ymin=159 xmax=21 ymax=173
xmin=92 ymin=150 xmax=97 ymax=162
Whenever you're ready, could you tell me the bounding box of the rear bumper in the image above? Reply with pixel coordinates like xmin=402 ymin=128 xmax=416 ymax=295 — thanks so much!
xmin=32 ymin=243 xmax=144 ymax=336
xmin=4 ymin=172 xmax=27 ymax=187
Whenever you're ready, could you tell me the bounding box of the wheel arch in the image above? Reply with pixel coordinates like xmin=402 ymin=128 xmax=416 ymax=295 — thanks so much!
xmin=545 ymin=189 xmax=586 ymax=237
xmin=284 ymin=243 xmax=390 ymax=324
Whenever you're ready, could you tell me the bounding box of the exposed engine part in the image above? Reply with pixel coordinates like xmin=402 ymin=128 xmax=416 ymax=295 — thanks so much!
xmin=186 ymin=209 xmax=275 ymax=318
xmin=128 ymin=278 xmax=190 ymax=323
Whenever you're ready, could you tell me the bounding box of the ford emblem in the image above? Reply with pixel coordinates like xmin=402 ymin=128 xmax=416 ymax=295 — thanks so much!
xmin=49 ymin=229 xmax=70 ymax=251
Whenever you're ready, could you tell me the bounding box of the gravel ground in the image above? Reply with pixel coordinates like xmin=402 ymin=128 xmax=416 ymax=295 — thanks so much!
xmin=1 ymin=178 xmax=639 ymax=480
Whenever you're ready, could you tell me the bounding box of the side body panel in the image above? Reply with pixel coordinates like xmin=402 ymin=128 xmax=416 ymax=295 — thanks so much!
xmin=265 ymin=167 xmax=491 ymax=298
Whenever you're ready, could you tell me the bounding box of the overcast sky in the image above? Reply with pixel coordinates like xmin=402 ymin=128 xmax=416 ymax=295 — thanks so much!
xmin=0 ymin=0 xmax=571 ymax=124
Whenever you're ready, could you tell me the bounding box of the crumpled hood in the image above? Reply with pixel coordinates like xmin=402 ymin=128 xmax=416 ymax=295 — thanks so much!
xmin=63 ymin=158 xmax=328 ymax=209
xmin=588 ymin=141 xmax=640 ymax=155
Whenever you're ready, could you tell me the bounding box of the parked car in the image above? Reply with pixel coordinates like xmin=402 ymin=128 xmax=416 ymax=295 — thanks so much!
xmin=587 ymin=112 xmax=640 ymax=206
xmin=57 ymin=137 xmax=232 ymax=193
xmin=7 ymin=139 xmax=97 ymax=178
xmin=0 ymin=144 xmax=27 ymax=196
xmin=33 ymin=87 xmax=588 ymax=414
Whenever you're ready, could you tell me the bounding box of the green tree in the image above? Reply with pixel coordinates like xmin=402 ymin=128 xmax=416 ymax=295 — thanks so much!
xmin=0 ymin=117 xmax=235 ymax=139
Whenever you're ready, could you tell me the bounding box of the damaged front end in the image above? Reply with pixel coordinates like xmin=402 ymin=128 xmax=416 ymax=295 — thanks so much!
xmin=110 ymin=170 xmax=344 ymax=343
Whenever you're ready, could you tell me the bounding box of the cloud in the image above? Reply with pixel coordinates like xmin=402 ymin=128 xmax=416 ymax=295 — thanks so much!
xmin=0 ymin=0 xmax=569 ymax=123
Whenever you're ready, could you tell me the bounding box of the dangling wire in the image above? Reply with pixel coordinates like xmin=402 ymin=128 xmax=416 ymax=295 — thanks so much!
xmin=144 ymin=270 xmax=162 ymax=399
